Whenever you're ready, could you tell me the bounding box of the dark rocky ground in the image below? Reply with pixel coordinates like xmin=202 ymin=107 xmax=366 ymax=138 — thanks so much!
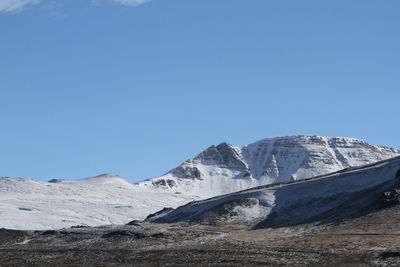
xmin=1 ymin=201 xmax=400 ymax=266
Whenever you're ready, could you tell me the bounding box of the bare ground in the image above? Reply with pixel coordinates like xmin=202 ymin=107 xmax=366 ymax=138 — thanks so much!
xmin=1 ymin=203 xmax=400 ymax=266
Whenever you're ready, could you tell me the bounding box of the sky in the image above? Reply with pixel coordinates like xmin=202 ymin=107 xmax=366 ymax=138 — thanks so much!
xmin=1 ymin=0 xmax=399 ymax=182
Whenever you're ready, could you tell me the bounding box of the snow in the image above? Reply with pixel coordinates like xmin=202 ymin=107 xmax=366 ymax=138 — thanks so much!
xmin=0 ymin=176 xmax=197 ymax=230
xmin=230 ymin=202 xmax=271 ymax=222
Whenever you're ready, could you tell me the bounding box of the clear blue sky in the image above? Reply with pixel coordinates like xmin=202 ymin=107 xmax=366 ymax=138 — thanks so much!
xmin=1 ymin=0 xmax=399 ymax=182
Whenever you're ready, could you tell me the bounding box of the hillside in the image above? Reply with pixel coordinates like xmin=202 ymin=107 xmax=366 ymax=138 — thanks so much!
xmin=150 ymin=155 xmax=400 ymax=227
xmin=0 ymin=175 xmax=195 ymax=230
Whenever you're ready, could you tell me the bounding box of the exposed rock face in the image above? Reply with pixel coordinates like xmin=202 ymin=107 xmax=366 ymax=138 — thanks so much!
xmin=171 ymin=166 xmax=202 ymax=180
xmin=195 ymin=142 xmax=248 ymax=169
xmin=140 ymin=135 xmax=400 ymax=198
xmin=48 ymin=179 xmax=64 ymax=183
xmin=380 ymin=187 xmax=400 ymax=207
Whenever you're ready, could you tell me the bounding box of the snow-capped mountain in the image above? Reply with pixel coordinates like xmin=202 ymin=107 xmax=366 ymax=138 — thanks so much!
xmin=138 ymin=135 xmax=400 ymax=198
xmin=1 ymin=135 xmax=399 ymax=230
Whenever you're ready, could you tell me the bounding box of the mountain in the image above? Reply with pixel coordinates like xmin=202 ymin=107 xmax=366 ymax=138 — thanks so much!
xmin=1 ymin=135 xmax=399 ymax=230
xmin=0 ymin=175 xmax=196 ymax=230
xmin=149 ymin=155 xmax=400 ymax=227
xmin=138 ymin=135 xmax=400 ymax=198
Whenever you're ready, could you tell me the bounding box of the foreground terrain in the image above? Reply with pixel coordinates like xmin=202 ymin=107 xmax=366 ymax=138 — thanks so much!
xmin=1 ymin=201 xmax=400 ymax=266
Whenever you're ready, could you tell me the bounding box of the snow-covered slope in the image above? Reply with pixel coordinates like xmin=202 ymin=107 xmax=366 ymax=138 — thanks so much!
xmin=50 ymin=173 xmax=136 ymax=187
xmin=0 ymin=175 xmax=196 ymax=230
xmin=138 ymin=135 xmax=400 ymax=198
xmin=150 ymin=156 xmax=400 ymax=227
